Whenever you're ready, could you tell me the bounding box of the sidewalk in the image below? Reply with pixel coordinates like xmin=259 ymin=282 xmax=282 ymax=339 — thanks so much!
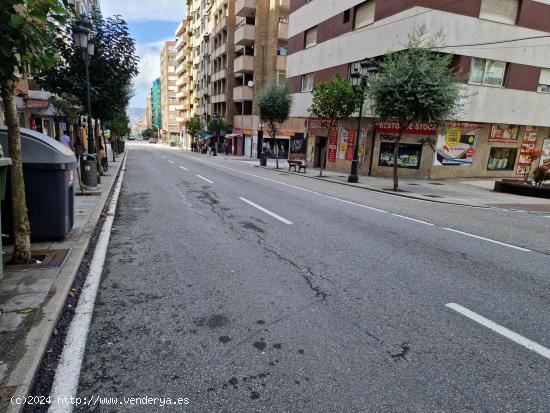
xmin=0 ymin=150 xmax=126 ymax=412
xmin=233 ymin=157 xmax=550 ymax=212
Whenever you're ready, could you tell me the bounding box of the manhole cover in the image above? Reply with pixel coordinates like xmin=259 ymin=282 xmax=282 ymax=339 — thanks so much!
xmin=76 ymin=192 xmax=102 ymax=196
xmin=406 ymin=183 xmax=420 ymax=186
xmin=428 ymin=182 xmax=445 ymax=186
xmin=422 ymin=194 xmax=444 ymax=198
xmin=7 ymin=249 xmax=70 ymax=270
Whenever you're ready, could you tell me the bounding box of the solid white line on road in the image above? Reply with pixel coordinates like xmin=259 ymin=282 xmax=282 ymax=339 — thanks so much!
xmin=391 ymin=213 xmax=434 ymax=226
xmin=239 ymin=197 xmax=293 ymax=225
xmin=446 ymin=303 xmax=550 ymax=361
xmin=48 ymin=154 xmax=128 ymax=413
xmin=168 ymin=160 xmax=175 ymax=164
xmin=443 ymin=228 xmax=531 ymax=252
xmin=161 ymin=156 xmax=166 ymax=159
xmin=178 ymin=165 xmax=189 ymax=171
xmin=196 ymin=174 xmax=213 ymax=184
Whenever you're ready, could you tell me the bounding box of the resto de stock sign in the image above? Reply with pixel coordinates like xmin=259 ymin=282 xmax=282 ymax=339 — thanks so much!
xmin=376 ymin=122 xmax=438 ymax=136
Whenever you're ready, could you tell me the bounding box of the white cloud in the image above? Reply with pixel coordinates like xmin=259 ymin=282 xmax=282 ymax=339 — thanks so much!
xmin=130 ymin=40 xmax=166 ymax=107
xmin=101 ymin=0 xmax=185 ymax=22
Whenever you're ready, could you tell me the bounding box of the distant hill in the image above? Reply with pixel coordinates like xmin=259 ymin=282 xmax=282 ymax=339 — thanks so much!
xmin=127 ymin=107 xmax=145 ymax=121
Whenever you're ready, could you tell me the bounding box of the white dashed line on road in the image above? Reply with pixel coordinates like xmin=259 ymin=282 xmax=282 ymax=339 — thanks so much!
xmin=446 ymin=303 xmax=550 ymax=361
xmin=239 ymin=197 xmax=293 ymax=225
xmin=443 ymin=228 xmax=531 ymax=252
xmin=178 ymin=165 xmax=189 ymax=171
xmin=196 ymin=175 xmax=214 ymax=184
xmin=168 ymin=160 xmax=175 ymax=164
xmin=391 ymin=213 xmax=434 ymax=226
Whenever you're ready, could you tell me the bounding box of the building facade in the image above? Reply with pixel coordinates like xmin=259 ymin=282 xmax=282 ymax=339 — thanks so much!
xmin=160 ymin=40 xmax=179 ymax=143
xmin=145 ymin=90 xmax=153 ymax=129
xmin=175 ymin=17 xmax=193 ymax=148
xmin=152 ymin=78 xmax=162 ymax=131
xmin=287 ymin=0 xmax=550 ymax=179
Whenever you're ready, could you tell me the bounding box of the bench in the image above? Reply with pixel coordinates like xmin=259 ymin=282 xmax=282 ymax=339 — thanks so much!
xmin=288 ymin=160 xmax=307 ymax=173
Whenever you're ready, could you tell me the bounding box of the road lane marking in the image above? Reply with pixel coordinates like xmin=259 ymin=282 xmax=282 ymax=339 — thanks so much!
xmin=178 ymin=165 xmax=189 ymax=171
xmin=161 ymin=156 xmax=166 ymax=159
xmin=239 ymin=197 xmax=293 ymax=225
xmin=49 ymin=154 xmax=128 ymax=412
xmin=168 ymin=160 xmax=175 ymax=164
xmin=443 ymin=228 xmax=531 ymax=252
xmin=197 ymin=174 xmax=214 ymax=184
xmin=446 ymin=303 xmax=550 ymax=361
xmin=391 ymin=213 xmax=434 ymax=226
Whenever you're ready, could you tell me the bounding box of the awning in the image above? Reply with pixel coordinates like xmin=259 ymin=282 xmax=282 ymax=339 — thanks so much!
xmin=201 ymin=133 xmax=213 ymax=140
xmin=225 ymin=134 xmax=240 ymax=139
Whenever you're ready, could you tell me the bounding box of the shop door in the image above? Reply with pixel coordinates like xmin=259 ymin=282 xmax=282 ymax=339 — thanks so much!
xmin=245 ymin=136 xmax=251 ymax=157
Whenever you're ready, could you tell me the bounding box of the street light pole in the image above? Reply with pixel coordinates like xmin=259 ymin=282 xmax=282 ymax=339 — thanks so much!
xmin=348 ymin=58 xmax=377 ymax=183
xmin=84 ymin=50 xmax=94 ymax=154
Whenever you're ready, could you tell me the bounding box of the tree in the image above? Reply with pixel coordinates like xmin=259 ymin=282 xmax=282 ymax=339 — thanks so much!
xmin=0 ymin=1 xmax=69 ymax=264
xmin=308 ymin=74 xmax=360 ymax=176
xmin=38 ymin=11 xmax=138 ymax=152
xmin=186 ymin=117 xmax=203 ymax=143
xmin=207 ymin=115 xmax=228 ymax=153
xmin=49 ymin=93 xmax=84 ymax=137
xmin=367 ymin=27 xmax=462 ymax=191
xmin=258 ymin=79 xmax=293 ymax=169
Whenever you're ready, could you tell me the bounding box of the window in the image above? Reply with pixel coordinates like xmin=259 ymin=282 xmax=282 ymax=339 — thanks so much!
xmin=487 ymin=147 xmax=517 ymax=170
xmin=168 ymin=56 xmax=176 ymax=61
xmin=304 ymin=26 xmax=317 ymax=48
xmin=168 ymin=45 xmax=176 ymax=51
xmin=343 ymin=9 xmax=350 ymax=24
xmin=277 ymin=70 xmax=286 ymax=85
xmin=538 ymin=68 xmax=550 ymax=93
xmin=469 ymin=58 xmax=507 ymax=86
xmin=479 ymin=0 xmax=519 ymax=25
xmin=354 ymin=0 xmax=375 ymax=30
xmin=379 ymin=143 xmax=422 ymax=169
xmin=301 ymin=73 xmax=313 ymax=92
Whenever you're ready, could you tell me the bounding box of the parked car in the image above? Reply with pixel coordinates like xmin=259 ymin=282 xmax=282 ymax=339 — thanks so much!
xmin=148 ymin=138 xmax=157 ymax=144
xmin=128 ymin=136 xmax=136 ymax=141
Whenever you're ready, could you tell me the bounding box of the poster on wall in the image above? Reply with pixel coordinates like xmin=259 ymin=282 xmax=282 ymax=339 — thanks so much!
xmin=358 ymin=129 xmax=367 ymax=163
xmin=515 ymin=126 xmax=538 ymax=175
xmin=539 ymin=138 xmax=550 ymax=171
xmin=345 ymin=129 xmax=357 ymax=161
xmin=327 ymin=128 xmax=338 ymax=163
xmin=488 ymin=124 xmax=519 ymax=143
xmin=338 ymin=127 xmax=348 ymax=160
xmin=289 ymin=134 xmax=307 ymax=162
xmin=434 ymin=122 xmax=482 ymax=166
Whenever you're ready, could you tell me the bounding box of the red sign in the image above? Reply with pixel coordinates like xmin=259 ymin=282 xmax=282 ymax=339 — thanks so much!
xmin=327 ymin=128 xmax=338 ymax=163
xmin=466 ymin=147 xmax=475 ymax=158
xmin=376 ymin=122 xmax=438 ymax=136
xmin=25 ymin=99 xmax=49 ymax=108
xmin=345 ymin=129 xmax=357 ymax=161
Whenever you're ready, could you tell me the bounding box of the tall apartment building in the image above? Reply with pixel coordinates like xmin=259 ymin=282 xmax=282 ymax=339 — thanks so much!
xmin=160 ymin=40 xmax=179 ymax=143
xmin=175 ymin=17 xmax=193 ymax=148
xmin=287 ymin=0 xmax=550 ymax=179
xmin=145 ymin=91 xmax=153 ymax=129
xmin=151 ymin=78 xmax=162 ymax=130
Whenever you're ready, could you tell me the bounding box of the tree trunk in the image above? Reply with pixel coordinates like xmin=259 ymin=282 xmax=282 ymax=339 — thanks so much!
xmin=393 ymin=128 xmax=405 ymax=192
xmin=102 ymin=132 xmax=109 ymax=168
xmin=1 ymin=86 xmax=32 ymax=264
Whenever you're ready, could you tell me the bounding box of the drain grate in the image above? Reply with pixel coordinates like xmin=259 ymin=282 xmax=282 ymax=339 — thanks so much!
xmin=422 ymin=194 xmax=444 ymax=198
xmin=406 ymin=183 xmax=420 ymax=186
xmin=7 ymin=249 xmax=70 ymax=270
xmin=428 ymin=182 xmax=445 ymax=186
xmin=76 ymin=191 xmax=102 ymax=196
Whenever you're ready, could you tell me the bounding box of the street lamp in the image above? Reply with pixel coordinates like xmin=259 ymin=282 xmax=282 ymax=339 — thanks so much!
xmin=348 ymin=58 xmax=378 ymax=183
xmin=73 ymin=18 xmax=95 ymax=154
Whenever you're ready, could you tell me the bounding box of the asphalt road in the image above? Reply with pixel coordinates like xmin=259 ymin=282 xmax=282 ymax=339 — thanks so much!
xmin=76 ymin=144 xmax=550 ymax=412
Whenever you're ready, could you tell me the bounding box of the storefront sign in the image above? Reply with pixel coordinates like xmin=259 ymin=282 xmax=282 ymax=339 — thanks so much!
xmin=327 ymin=128 xmax=338 ymax=163
xmin=489 ymin=124 xmax=519 ymax=143
xmin=25 ymin=99 xmax=49 ymax=108
xmin=515 ymin=126 xmax=538 ymax=175
xmin=376 ymin=122 xmax=437 ymax=136
xmin=539 ymin=138 xmax=550 ymax=171
xmin=289 ymin=135 xmax=307 ymax=162
xmin=434 ymin=122 xmax=480 ymax=166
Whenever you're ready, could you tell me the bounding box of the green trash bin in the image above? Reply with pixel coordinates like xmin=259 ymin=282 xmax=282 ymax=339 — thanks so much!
xmin=0 ymin=157 xmax=12 ymax=280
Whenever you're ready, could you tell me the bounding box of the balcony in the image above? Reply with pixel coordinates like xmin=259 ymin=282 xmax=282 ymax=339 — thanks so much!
xmin=234 ymin=55 xmax=254 ymax=73
xmin=233 ymin=85 xmax=254 ymax=101
xmin=213 ymin=16 xmax=227 ymax=35
xmin=212 ymin=94 xmax=226 ymax=104
xmin=278 ymin=0 xmax=289 ymax=13
xmin=176 ymin=77 xmax=185 ymax=86
xmin=235 ymin=23 xmax=255 ymax=46
xmin=176 ymin=90 xmax=185 ymax=98
xmin=212 ymin=42 xmax=226 ymax=60
xmin=276 ymin=55 xmax=286 ymax=71
xmin=211 ymin=68 xmax=227 ymax=82
xmin=236 ymin=0 xmax=255 ymax=17
xmin=278 ymin=22 xmax=288 ymax=40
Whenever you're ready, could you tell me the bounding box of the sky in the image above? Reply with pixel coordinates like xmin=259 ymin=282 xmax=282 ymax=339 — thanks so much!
xmin=100 ymin=0 xmax=187 ymax=109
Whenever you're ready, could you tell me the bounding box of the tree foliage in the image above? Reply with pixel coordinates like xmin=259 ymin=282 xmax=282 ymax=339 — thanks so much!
xmin=258 ymin=79 xmax=293 ymax=168
xmin=0 ymin=0 xmax=70 ymax=264
xmin=308 ymin=74 xmax=360 ymax=175
xmin=367 ymin=27 xmax=462 ymax=190
xmin=185 ymin=117 xmax=203 ymax=139
xmin=37 ymin=11 xmax=139 ymax=125
xmin=49 ymin=93 xmax=84 ymax=133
